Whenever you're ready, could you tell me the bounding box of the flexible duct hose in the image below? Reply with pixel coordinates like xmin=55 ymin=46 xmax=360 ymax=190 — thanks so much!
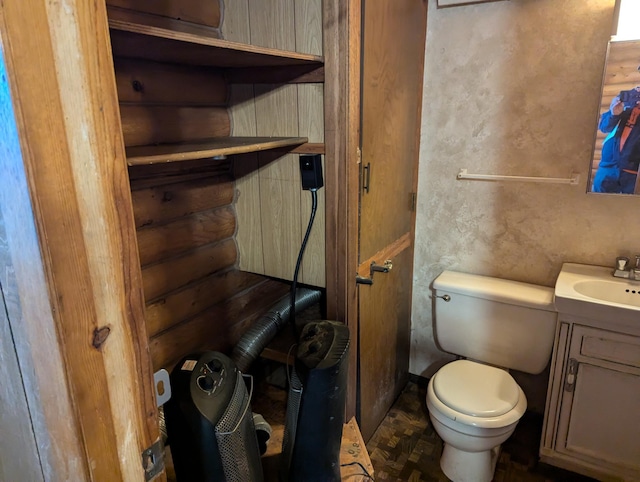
xmin=159 ymin=288 xmax=321 ymax=444
xmin=231 ymin=288 xmax=322 ymax=373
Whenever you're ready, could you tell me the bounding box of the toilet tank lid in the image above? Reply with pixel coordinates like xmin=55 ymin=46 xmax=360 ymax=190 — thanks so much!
xmin=433 ymin=270 xmax=555 ymax=311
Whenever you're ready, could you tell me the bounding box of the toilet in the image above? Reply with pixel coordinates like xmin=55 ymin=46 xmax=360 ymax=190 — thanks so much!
xmin=426 ymin=270 xmax=557 ymax=482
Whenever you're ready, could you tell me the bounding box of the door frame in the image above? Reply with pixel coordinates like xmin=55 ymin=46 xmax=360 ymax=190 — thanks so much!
xmin=323 ymin=0 xmax=363 ymax=419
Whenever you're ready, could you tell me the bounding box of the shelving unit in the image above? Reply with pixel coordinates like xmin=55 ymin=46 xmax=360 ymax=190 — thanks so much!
xmin=109 ymin=18 xmax=325 ymax=165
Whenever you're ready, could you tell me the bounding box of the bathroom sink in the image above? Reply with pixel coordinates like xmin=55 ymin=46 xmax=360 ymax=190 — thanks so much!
xmin=554 ymin=263 xmax=640 ymax=323
xmin=573 ymin=279 xmax=640 ymax=307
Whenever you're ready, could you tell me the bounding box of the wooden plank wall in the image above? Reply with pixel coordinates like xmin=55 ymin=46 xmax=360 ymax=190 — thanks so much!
xmin=591 ymin=40 xmax=640 ymax=171
xmin=109 ymin=2 xmax=291 ymax=371
xmin=222 ymin=0 xmax=326 ymax=288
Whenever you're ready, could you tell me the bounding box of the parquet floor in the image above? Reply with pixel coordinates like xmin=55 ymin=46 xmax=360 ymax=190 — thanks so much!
xmin=365 ymin=379 xmax=597 ymax=482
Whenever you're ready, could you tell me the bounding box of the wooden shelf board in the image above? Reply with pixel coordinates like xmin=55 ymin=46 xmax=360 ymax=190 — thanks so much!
xmin=109 ymin=19 xmax=324 ymax=68
xmin=290 ymin=142 xmax=325 ymax=155
xmin=126 ymin=137 xmax=309 ymax=165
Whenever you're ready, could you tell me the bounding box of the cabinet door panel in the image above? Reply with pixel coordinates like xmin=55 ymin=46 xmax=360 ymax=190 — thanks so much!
xmin=564 ymin=363 xmax=640 ymax=470
xmin=580 ymin=330 xmax=640 ymax=368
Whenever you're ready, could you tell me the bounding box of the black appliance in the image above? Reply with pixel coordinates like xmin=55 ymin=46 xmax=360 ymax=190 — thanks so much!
xmin=164 ymin=351 xmax=263 ymax=482
xmin=280 ymin=320 xmax=350 ymax=482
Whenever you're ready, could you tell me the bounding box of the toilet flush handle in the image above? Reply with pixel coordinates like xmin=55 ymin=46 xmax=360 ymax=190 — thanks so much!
xmin=436 ymin=294 xmax=451 ymax=302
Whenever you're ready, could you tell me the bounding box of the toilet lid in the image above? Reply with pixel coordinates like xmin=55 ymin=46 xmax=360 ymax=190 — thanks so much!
xmin=433 ymin=360 xmax=520 ymax=417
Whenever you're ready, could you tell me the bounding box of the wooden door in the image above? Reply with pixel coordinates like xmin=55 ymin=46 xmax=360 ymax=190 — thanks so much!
xmin=0 ymin=0 xmax=163 ymax=480
xmin=357 ymin=0 xmax=427 ymax=440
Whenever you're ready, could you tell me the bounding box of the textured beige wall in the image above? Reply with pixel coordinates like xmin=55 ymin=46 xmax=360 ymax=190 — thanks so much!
xmin=410 ymin=0 xmax=640 ymax=397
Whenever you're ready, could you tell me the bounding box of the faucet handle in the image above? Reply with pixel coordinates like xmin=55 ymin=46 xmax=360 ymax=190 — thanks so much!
xmin=635 ymin=255 xmax=640 ymax=269
xmin=617 ymin=256 xmax=630 ymax=271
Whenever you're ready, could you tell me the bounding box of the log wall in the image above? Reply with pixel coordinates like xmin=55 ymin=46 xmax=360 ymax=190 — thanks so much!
xmin=129 ymin=172 xmax=289 ymax=370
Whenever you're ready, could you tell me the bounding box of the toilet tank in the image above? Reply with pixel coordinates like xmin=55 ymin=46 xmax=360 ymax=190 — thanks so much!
xmin=433 ymin=270 xmax=557 ymax=374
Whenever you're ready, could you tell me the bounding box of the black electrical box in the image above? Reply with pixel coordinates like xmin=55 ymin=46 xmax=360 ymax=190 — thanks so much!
xmin=299 ymin=154 xmax=323 ymax=191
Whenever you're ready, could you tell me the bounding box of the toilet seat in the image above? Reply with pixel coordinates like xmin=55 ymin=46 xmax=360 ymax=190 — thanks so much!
xmin=433 ymin=360 xmax=520 ymax=417
xmin=427 ymin=360 xmax=527 ymax=429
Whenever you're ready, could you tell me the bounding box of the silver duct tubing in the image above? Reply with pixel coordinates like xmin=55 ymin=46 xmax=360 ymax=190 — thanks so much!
xmin=231 ymin=288 xmax=322 ymax=373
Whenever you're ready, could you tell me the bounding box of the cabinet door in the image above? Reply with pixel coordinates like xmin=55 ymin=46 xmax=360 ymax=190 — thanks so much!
xmin=556 ymin=325 xmax=640 ymax=477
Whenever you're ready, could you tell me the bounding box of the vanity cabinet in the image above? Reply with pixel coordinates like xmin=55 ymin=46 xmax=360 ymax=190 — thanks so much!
xmin=541 ymin=316 xmax=640 ymax=481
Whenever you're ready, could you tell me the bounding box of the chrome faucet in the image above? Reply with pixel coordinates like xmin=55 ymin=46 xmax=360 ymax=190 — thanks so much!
xmin=614 ymin=255 xmax=640 ymax=280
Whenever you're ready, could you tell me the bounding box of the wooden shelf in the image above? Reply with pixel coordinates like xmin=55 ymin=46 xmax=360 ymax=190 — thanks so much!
xmin=126 ymin=137 xmax=309 ymax=166
xmin=109 ymin=19 xmax=324 ymax=68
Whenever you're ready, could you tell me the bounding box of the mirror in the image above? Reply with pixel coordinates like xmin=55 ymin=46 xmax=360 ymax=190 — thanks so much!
xmin=588 ymin=39 xmax=640 ymax=195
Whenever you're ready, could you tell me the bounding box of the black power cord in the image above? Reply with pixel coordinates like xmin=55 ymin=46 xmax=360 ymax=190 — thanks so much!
xmin=340 ymin=461 xmax=375 ymax=480
xmin=289 ymin=188 xmax=319 ymax=337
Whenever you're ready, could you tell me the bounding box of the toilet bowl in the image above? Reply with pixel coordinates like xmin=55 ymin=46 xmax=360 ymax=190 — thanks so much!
xmin=426 ymin=359 xmax=527 ymax=482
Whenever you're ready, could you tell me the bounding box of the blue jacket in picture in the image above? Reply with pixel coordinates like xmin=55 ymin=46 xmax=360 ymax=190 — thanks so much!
xmin=598 ymin=105 xmax=640 ymax=193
